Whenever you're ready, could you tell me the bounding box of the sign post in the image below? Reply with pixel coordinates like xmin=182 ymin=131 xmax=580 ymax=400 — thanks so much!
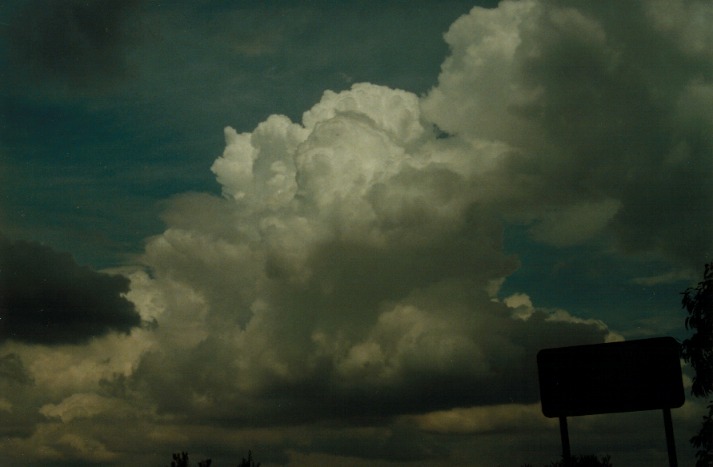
xmin=663 ymin=407 xmax=677 ymax=467
xmin=558 ymin=415 xmax=571 ymax=467
xmin=537 ymin=337 xmax=684 ymax=466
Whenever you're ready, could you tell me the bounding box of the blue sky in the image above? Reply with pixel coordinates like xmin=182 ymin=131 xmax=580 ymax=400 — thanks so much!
xmin=2 ymin=0 xmax=490 ymax=267
xmin=1 ymin=1 xmax=711 ymax=466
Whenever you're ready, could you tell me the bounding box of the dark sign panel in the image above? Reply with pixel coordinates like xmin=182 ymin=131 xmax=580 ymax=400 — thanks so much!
xmin=537 ymin=337 xmax=685 ymax=418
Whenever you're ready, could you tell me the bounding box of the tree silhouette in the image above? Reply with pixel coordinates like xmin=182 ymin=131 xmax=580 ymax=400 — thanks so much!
xmin=167 ymin=450 xmax=257 ymax=467
xmin=237 ymin=450 xmax=260 ymax=467
xmin=170 ymin=452 xmax=189 ymax=467
xmin=681 ymin=261 xmax=713 ymax=467
xmin=169 ymin=452 xmax=211 ymax=467
xmin=520 ymin=454 xmax=612 ymax=467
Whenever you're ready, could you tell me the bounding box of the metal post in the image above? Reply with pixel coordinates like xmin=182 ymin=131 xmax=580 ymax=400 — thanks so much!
xmin=663 ymin=407 xmax=678 ymax=467
xmin=559 ymin=415 xmax=571 ymax=467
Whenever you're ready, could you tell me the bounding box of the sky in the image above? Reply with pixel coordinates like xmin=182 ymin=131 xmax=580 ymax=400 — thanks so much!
xmin=0 ymin=0 xmax=712 ymax=466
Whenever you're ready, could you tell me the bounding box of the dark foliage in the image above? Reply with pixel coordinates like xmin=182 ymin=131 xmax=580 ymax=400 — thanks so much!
xmin=681 ymin=261 xmax=713 ymax=467
xmin=237 ymin=450 xmax=260 ymax=467
xmin=690 ymin=401 xmax=713 ymax=467
xmin=169 ymin=452 xmax=211 ymax=467
xmin=170 ymin=452 xmax=189 ymax=467
xmin=168 ymin=450 xmax=258 ymax=467
xmin=521 ymin=454 xmax=612 ymax=467
xmin=682 ymin=262 xmax=713 ymax=398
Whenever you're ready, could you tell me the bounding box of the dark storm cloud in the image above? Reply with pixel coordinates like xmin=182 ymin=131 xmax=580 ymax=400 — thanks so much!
xmin=128 ymin=300 xmax=608 ymax=428
xmin=0 ymin=237 xmax=141 ymax=344
xmin=6 ymin=0 xmax=142 ymax=88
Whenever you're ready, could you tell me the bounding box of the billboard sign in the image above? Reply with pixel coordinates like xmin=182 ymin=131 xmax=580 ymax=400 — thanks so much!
xmin=537 ymin=337 xmax=685 ymax=418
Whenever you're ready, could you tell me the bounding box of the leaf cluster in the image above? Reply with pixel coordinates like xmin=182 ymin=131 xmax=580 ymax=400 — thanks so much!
xmin=681 ymin=262 xmax=713 ymax=398
xmin=520 ymin=454 xmax=613 ymax=467
xmin=169 ymin=452 xmax=211 ymax=467
xmin=681 ymin=262 xmax=713 ymax=467
xmin=167 ymin=450 xmax=259 ymax=467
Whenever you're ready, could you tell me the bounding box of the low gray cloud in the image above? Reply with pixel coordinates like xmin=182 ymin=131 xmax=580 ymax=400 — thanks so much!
xmin=0 ymin=237 xmax=141 ymax=344
xmin=0 ymin=352 xmax=43 ymax=438
xmin=0 ymin=352 xmax=33 ymax=385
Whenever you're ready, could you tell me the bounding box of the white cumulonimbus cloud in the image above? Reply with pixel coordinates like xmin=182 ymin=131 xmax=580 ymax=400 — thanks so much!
xmin=123 ymin=1 xmax=710 ymax=457
xmin=127 ymin=80 xmax=617 ymax=426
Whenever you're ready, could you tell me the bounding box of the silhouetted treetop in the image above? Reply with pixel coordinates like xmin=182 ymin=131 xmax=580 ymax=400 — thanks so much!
xmin=680 ymin=261 xmax=713 ymax=467
xmin=167 ymin=450 xmax=258 ymax=467
xmin=681 ymin=261 xmax=713 ymax=398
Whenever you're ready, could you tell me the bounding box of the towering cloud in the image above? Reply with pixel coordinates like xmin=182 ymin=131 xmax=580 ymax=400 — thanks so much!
xmin=119 ymin=1 xmax=710 ymax=460
xmin=125 ymin=81 xmax=616 ymax=428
